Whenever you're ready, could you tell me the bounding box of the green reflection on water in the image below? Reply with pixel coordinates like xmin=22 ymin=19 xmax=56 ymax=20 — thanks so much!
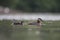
xmin=11 ymin=28 xmax=40 ymax=40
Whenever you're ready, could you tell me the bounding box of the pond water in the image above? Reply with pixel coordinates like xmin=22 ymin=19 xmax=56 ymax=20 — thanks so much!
xmin=0 ymin=22 xmax=60 ymax=40
xmin=0 ymin=26 xmax=60 ymax=40
xmin=11 ymin=28 xmax=41 ymax=40
xmin=10 ymin=27 xmax=60 ymax=40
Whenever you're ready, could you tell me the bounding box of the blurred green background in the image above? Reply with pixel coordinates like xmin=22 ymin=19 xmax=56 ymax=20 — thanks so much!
xmin=0 ymin=0 xmax=60 ymax=12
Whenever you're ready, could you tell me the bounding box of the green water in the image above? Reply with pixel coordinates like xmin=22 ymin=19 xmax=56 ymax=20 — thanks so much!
xmin=0 ymin=20 xmax=60 ymax=40
xmin=11 ymin=28 xmax=40 ymax=40
xmin=11 ymin=27 xmax=60 ymax=40
xmin=0 ymin=27 xmax=60 ymax=40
